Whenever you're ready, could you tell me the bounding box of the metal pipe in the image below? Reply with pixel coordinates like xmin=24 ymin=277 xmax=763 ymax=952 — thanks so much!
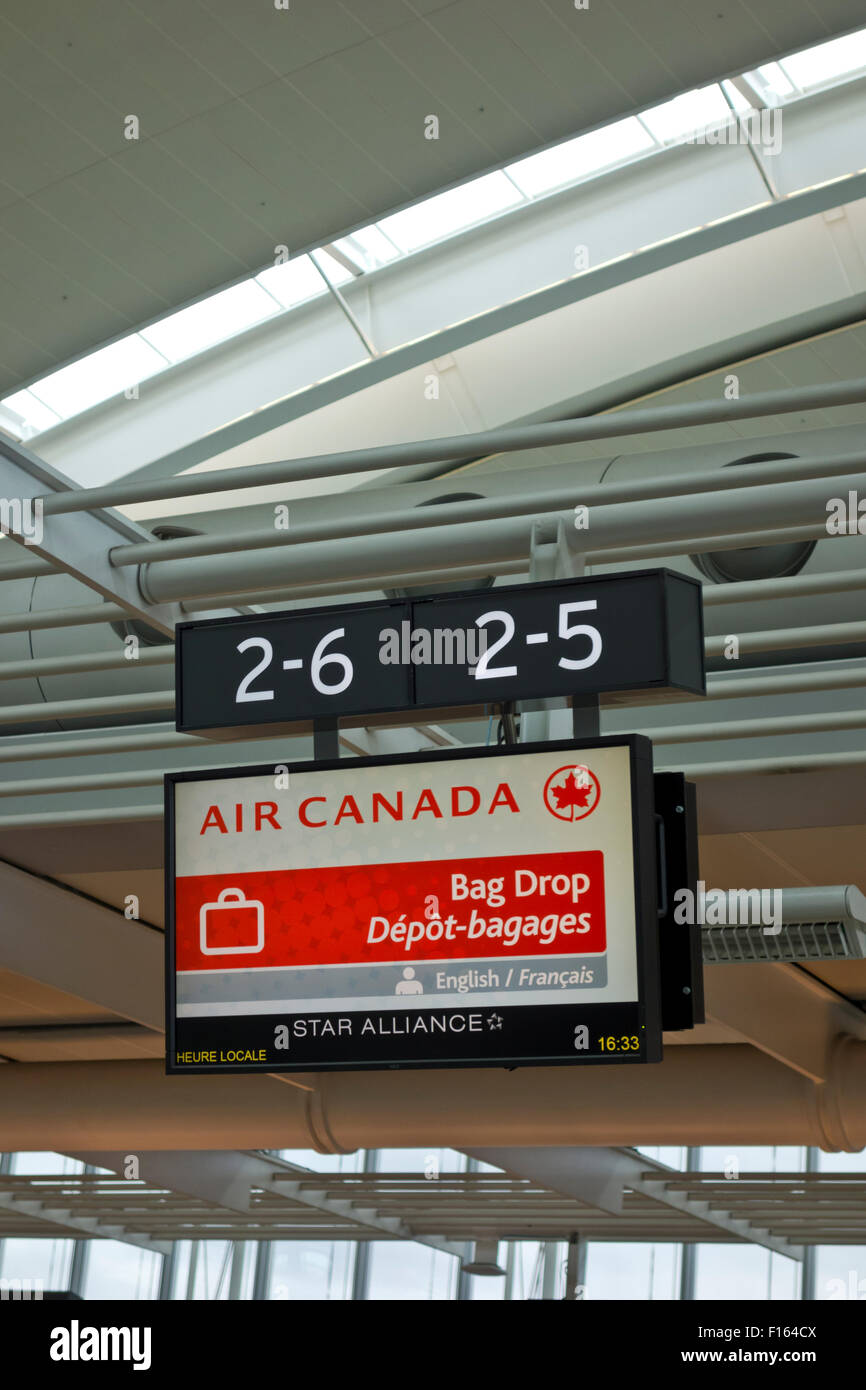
xmin=702 ymin=666 xmax=866 ymax=701
xmin=2 ymin=1043 xmax=864 ymax=1148
xmin=702 ymin=568 xmax=866 ymax=607
xmin=662 ymin=750 xmax=866 ymax=778
xmin=108 ymin=451 xmax=866 ymax=568
xmin=142 ymin=473 xmax=864 ymax=603
xmin=0 ymin=555 xmax=52 ymax=580
xmin=0 ymin=603 xmax=128 ymax=634
xmin=0 ymin=805 xmax=163 ymax=828
xmin=641 ymin=708 xmax=866 ymax=745
xmin=0 ymin=690 xmax=173 ymax=726
xmin=0 ymin=614 xmax=859 ymax=726
xmin=0 ymin=759 xmax=270 ymax=798
xmin=0 ymin=647 xmax=174 ymax=682
xmin=190 ymin=525 xmax=827 ymax=607
xmin=705 ymin=620 xmax=866 ymax=657
xmin=0 ymin=728 xmax=201 ymax=763
xmin=181 ymin=561 xmax=527 ymax=612
xmin=35 ymin=378 xmax=866 ymax=514
xmin=0 ymin=665 xmax=862 ymax=763
xmin=3 ymin=710 xmax=865 ymax=796
xmin=599 ymin=523 xmax=824 ymax=567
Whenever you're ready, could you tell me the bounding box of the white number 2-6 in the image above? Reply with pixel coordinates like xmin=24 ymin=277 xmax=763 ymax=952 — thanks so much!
xmin=234 ymin=627 xmax=354 ymax=703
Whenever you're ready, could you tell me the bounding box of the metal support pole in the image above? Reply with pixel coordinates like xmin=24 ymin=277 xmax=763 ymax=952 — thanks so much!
xmin=800 ymin=1149 xmax=819 ymax=1301
xmin=503 ymin=1243 xmax=516 ymax=1301
xmin=720 ymin=84 xmax=779 ymax=201
xmin=572 ymin=696 xmax=600 ymax=741
xmin=67 ymin=1239 xmax=90 ymax=1299
xmin=564 ymin=1234 xmax=587 ymax=1300
xmin=457 ymin=1158 xmax=480 ymax=1300
xmin=67 ymin=1163 xmax=95 ymax=1298
xmin=313 ymin=718 xmax=340 ymax=761
xmin=311 ymin=252 xmax=378 ymax=359
xmin=351 ymin=1151 xmax=378 ymax=1301
xmin=0 ymin=1153 xmax=10 ymax=1278
xmin=228 ymin=1242 xmax=247 ymax=1300
xmin=679 ymin=1148 xmax=701 ymax=1300
xmin=541 ymin=1241 xmax=559 ymax=1299
xmin=158 ymin=1244 xmax=178 ymax=1301
xmin=185 ymin=1241 xmax=200 ymax=1300
xmin=252 ymin=1241 xmax=272 ymax=1301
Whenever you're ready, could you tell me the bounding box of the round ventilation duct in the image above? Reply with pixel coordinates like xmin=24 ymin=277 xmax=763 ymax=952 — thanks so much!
xmin=690 ymin=453 xmax=816 ymax=583
xmin=384 ymin=493 xmax=497 ymax=599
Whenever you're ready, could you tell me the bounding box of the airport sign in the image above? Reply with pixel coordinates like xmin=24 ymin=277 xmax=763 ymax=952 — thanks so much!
xmin=175 ymin=569 xmax=705 ymax=736
xmin=165 ymin=736 xmax=662 ymax=1073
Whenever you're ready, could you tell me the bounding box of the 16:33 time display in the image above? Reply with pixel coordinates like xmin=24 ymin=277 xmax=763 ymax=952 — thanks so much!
xmin=598 ymin=1035 xmax=641 ymax=1052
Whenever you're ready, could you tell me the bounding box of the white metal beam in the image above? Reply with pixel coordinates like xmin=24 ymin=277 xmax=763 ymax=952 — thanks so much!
xmin=0 ymin=1180 xmax=170 ymax=1255
xmin=466 ymin=1146 xmax=803 ymax=1260
xmin=0 ymin=434 xmax=181 ymax=636
xmin=70 ymin=1150 xmax=463 ymax=1258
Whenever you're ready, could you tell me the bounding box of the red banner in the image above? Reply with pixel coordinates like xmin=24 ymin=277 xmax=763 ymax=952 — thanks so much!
xmin=176 ymin=849 xmax=606 ymax=970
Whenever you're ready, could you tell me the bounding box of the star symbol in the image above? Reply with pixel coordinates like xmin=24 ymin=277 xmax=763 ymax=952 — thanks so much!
xmin=487 ymin=1013 xmax=503 ymax=1031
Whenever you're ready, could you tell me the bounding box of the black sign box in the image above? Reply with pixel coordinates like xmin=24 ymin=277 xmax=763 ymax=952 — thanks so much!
xmin=654 ymin=772 xmax=704 ymax=1032
xmin=176 ymin=568 xmax=704 ymax=737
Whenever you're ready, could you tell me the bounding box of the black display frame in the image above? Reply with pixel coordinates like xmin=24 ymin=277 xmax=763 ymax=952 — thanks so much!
xmin=174 ymin=569 xmax=705 ymax=737
xmin=165 ymin=734 xmax=662 ymax=1075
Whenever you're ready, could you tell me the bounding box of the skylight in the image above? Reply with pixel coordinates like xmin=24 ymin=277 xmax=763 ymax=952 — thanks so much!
xmin=377 ymin=171 xmax=524 ymax=253
xmin=506 ymin=118 xmax=654 ymax=197
xmin=140 ymin=281 xmax=280 ymax=363
xmin=310 ymin=249 xmax=354 ymax=287
xmin=255 ymin=254 xmax=329 ymax=309
xmin=781 ymin=30 xmax=866 ymax=90
xmin=720 ymin=80 xmax=753 ymax=113
xmin=0 ymin=390 xmax=62 ymax=437
xmin=751 ymin=62 xmax=796 ymax=101
xmin=332 ymin=226 xmax=401 ymax=272
xmin=641 ymin=84 xmax=732 ymax=144
xmin=26 ymin=335 xmax=167 ymax=418
xmin=5 ymin=23 xmax=866 ymax=442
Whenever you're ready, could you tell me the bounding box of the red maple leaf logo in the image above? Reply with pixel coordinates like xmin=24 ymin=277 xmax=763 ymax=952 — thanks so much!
xmin=551 ymin=771 xmax=593 ymax=812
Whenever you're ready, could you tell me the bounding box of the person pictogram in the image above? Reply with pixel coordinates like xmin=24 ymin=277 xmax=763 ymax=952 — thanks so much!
xmin=395 ymin=965 xmax=424 ymax=995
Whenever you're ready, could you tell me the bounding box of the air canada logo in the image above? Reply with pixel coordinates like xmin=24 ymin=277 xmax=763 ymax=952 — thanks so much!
xmin=543 ymin=765 xmax=601 ymax=822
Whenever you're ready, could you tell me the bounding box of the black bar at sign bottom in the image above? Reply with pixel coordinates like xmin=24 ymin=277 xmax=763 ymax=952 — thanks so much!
xmin=170 ymin=1001 xmax=657 ymax=1072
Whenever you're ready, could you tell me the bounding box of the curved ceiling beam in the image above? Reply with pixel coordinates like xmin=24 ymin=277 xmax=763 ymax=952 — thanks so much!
xmin=37 ymin=165 xmax=866 ymax=510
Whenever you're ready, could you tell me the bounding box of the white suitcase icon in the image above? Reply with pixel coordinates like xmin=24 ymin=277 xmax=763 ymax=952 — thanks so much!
xmin=199 ymin=887 xmax=265 ymax=956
